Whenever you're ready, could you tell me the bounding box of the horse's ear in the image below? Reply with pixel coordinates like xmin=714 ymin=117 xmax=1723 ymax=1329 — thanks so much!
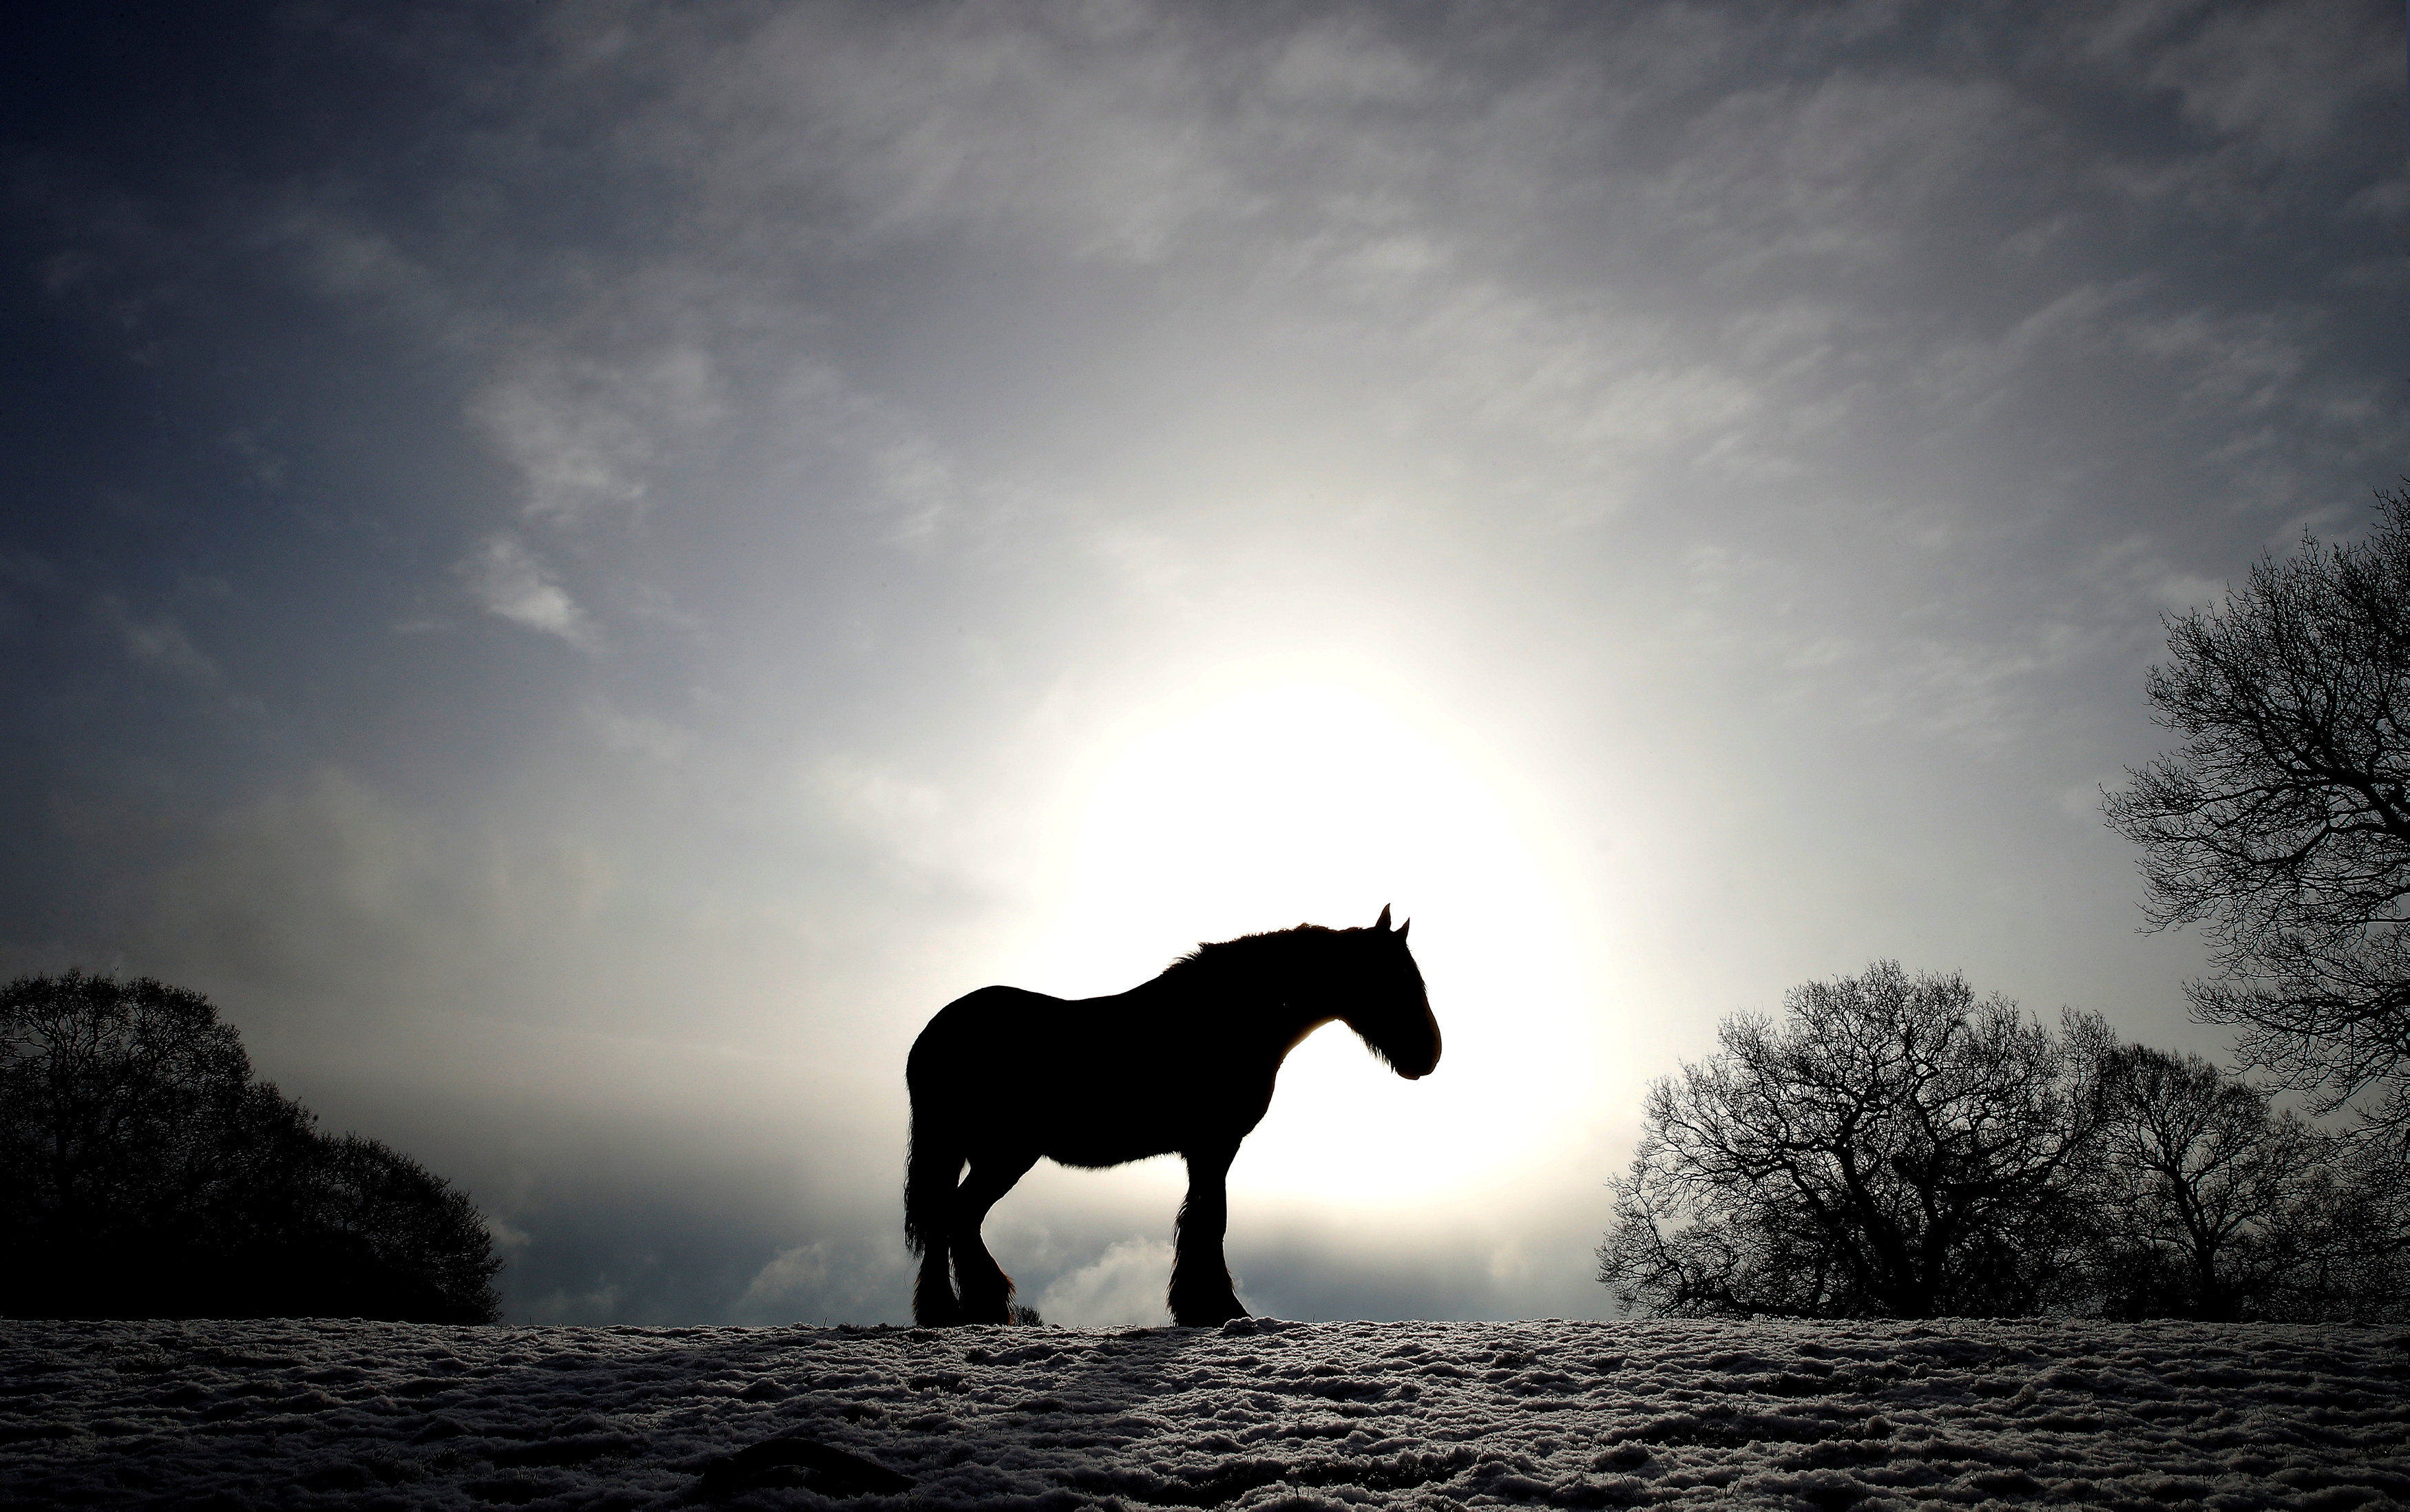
xmin=1375 ymin=904 xmax=1393 ymax=932
xmin=1398 ymin=917 xmax=1410 ymax=941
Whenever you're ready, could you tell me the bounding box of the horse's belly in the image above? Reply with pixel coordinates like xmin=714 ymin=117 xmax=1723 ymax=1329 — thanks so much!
xmin=1034 ymin=1098 xmax=1181 ymax=1168
xmin=1046 ymin=1131 xmax=1178 ymax=1170
xmin=1034 ymin=1086 xmax=1266 ymax=1170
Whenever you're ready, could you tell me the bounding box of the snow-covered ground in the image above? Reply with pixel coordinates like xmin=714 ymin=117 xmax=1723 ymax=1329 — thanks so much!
xmin=4 ymin=1315 xmax=2404 ymax=1509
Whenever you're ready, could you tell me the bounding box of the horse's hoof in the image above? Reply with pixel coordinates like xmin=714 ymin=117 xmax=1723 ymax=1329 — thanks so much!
xmin=1171 ymin=1300 xmax=1248 ymax=1327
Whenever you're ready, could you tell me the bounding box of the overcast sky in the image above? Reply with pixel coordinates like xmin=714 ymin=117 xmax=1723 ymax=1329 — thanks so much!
xmin=3 ymin=1 xmax=2403 ymax=1327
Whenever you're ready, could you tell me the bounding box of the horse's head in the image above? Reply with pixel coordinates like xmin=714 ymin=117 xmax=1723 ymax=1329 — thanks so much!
xmin=1341 ymin=905 xmax=1440 ymax=1080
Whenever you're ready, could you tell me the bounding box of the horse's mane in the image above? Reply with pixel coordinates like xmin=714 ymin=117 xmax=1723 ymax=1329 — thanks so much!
xmin=1157 ymin=924 xmax=1344 ymax=986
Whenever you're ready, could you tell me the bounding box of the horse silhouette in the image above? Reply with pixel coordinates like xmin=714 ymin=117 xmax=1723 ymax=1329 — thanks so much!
xmin=905 ymin=905 xmax=1440 ymax=1326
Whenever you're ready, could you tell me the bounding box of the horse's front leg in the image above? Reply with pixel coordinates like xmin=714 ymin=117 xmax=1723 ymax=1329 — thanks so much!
xmin=1169 ymin=1142 xmax=1247 ymax=1326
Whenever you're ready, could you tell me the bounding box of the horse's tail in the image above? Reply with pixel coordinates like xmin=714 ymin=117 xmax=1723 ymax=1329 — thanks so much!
xmin=903 ymin=1071 xmax=965 ymax=1324
xmin=902 ymin=1107 xmax=959 ymax=1259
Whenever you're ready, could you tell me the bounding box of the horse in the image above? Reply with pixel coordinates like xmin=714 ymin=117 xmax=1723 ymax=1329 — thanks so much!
xmin=904 ymin=905 xmax=1440 ymax=1327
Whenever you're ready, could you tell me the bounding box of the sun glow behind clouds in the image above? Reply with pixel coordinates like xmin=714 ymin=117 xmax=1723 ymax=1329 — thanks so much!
xmin=1017 ymin=683 xmax=1595 ymax=1208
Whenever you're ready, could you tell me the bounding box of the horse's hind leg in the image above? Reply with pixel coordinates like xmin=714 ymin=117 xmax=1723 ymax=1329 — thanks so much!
xmin=1169 ymin=1142 xmax=1247 ymax=1326
xmin=914 ymin=1246 xmax=960 ymax=1325
xmin=950 ymin=1148 xmax=1038 ymax=1324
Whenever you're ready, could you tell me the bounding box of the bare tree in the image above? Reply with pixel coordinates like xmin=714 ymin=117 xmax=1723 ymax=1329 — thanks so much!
xmin=2287 ymin=1135 xmax=2410 ymax=1321
xmin=2076 ymin=1027 xmax=2330 ymax=1320
xmin=2103 ymin=487 xmax=2410 ymax=1135
xmin=1599 ymin=963 xmax=2096 ymax=1319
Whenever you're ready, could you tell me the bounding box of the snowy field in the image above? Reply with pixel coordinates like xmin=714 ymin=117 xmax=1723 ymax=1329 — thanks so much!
xmin=4 ymin=1316 xmax=2406 ymax=1509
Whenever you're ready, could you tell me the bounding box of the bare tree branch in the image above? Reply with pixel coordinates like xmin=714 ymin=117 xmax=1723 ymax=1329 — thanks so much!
xmin=2103 ymin=485 xmax=2410 ymax=1133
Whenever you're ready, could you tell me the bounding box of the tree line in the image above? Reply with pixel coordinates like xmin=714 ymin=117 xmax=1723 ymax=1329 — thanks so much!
xmin=1598 ymin=960 xmax=2406 ymax=1321
xmin=1604 ymin=487 xmax=2410 ymax=1321
xmin=2 ymin=972 xmax=501 ymax=1323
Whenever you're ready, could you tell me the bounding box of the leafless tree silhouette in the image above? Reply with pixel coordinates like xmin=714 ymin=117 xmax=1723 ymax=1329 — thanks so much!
xmin=1599 ymin=963 xmax=2096 ymax=1319
xmin=2104 ymin=487 xmax=2410 ymax=1136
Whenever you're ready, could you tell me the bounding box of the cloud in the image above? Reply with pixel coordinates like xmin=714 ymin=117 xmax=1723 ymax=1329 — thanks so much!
xmin=1663 ymin=72 xmax=2033 ymax=269
xmin=138 ymin=766 xmax=647 ymax=1049
xmin=1264 ymin=19 xmax=1434 ymax=107
xmin=527 ymin=1280 xmax=624 ymax=1326
xmin=1034 ymin=1237 xmax=1182 ymax=1327
xmin=260 ymin=201 xmax=461 ymax=339
xmin=474 ymin=348 xmax=726 ymax=525
xmin=96 ymin=594 xmax=218 ymax=682
xmin=457 ymin=534 xmax=597 ymax=647
xmin=587 ymin=698 xmax=694 ymax=764
xmin=809 ymin=755 xmax=1027 ymax=905
xmin=150 ymin=768 xmax=492 ymax=1023
xmin=741 ymin=1241 xmax=832 ymax=1306
xmin=684 ymin=2 xmax=1257 ymax=263
xmin=2144 ymin=2 xmax=2402 ymax=165
xmin=2065 ymin=2 xmax=2402 ymax=224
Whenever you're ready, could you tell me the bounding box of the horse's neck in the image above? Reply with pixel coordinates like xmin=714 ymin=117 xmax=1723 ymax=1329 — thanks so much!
xmin=1142 ymin=955 xmax=1336 ymax=1057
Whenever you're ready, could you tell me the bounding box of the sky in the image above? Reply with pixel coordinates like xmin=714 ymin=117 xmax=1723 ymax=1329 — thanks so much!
xmin=1 ymin=0 xmax=2403 ymax=1328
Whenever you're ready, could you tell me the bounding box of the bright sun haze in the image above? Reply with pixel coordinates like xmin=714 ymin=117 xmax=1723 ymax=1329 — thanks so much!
xmin=1017 ymin=680 xmax=1596 ymax=1208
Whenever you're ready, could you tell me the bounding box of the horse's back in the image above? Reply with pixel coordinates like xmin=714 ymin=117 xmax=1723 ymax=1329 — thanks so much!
xmin=909 ymin=985 xmax=1069 ymax=1091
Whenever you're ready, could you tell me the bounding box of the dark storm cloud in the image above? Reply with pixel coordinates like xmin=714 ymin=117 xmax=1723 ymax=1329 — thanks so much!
xmin=1 ymin=0 xmax=2401 ymax=1324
